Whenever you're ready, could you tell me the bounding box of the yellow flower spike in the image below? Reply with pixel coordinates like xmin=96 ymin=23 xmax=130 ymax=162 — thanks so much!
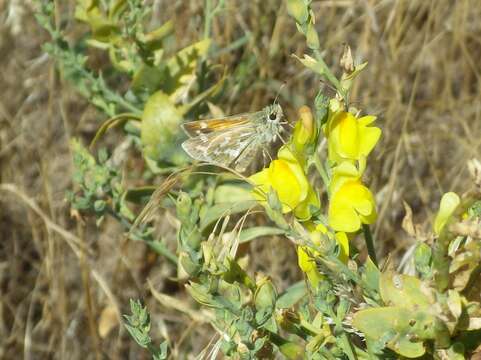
xmin=249 ymin=146 xmax=320 ymax=220
xmin=434 ymin=192 xmax=460 ymax=235
xmin=328 ymin=179 xmax=377 ymax=233
xmin=326 ymin=111 xmax=381 ymax=165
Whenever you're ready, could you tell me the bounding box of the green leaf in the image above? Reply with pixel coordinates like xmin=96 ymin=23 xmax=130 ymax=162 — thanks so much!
xmin=124 ymin=186 xmax=157 ymax=203
xmin=131 ymin=65 xmax=164 ymax=96
xmin=152 ymin=341 xmax=169 ymax=360
xmin=146 ymin=240 xmax=178 ymax=265
xmin=239 ymin=227 xmax=285 ymax=244
xmin=362 ymin=256 xmax=381 ymax=294
xmin=199 ymin=200 xmax=256 ymax=231
xmin=140 ymin=20 xmax=174 ymax=51
xmin=353 ymin=307 xmax=426 ymax=358
xmin=276 ymin=281 xmax=306 ymax=309
xmin=164 ymin=38 xmax=211 ymax=100
xmin=379 ymin=272 xmax=433 ymax=310
xmin=140 ymin=91 xmax=186 ymax=164
xmin=213 ymin=183 xmax=252 ymax=204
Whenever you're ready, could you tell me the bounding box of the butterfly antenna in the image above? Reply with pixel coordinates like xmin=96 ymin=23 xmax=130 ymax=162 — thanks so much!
xmin=273 ymin=82 xmax=286 ymax=105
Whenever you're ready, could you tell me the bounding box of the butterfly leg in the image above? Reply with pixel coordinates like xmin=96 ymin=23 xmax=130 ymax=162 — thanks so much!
xmin=276 ymin=131 xmax=287 ymax=145
xmin=280 ymin=120 xmax=294 ymax=129
xmin=262 ymin=147 xmax=273 ymax=168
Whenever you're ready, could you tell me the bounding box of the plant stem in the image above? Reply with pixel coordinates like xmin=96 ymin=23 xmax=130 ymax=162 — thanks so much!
xmin=362 ymin=224 xmax=378 ymax=267
xmin=203 ymin=0 xmax=212 ymax=39
xmin=312 ymin=155 xmax=329 ymax=189
xmin=203 ymin=0 xmax=224 ymax=40
xmin=313 ymin=50 xmax=343 ymax=96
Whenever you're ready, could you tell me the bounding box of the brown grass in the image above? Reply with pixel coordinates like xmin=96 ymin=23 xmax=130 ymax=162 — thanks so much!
xmin=1 ymin=0 xmax=480 ymax=358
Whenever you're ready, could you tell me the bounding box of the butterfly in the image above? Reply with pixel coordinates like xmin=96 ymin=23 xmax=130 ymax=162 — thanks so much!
xmin=181 ymin=104 xmax=286 ymax=173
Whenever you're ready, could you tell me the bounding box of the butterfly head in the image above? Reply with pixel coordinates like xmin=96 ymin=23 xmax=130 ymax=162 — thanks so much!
xmin=266 ymin=103 xmax=283 ymax=125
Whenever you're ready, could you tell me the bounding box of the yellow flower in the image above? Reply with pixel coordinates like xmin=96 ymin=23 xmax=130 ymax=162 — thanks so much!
xmin=250 ymin=146 xmax=319 ymax=221
xmin=325 ymin=111 xmax=381 ymax=165
xmin=328 ymin=162 xmax=376 ymax=233
xmin=434 ymin=192 xmax=460 ymax=235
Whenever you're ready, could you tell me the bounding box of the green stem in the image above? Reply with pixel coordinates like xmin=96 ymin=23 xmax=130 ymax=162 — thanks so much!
xmin=146 ymin=240 xmax=178 ymax=265
xmin=312 ymin=155 xmax=329 ymax=189
xmin=328 ymin=309 xmax=357 ymax=360
xmin=313 ymin=50 xmax=343 ymax=96
xmin=203 ymin=0 xmax=212 ymax=39
xmin=362 ymin=224 xmax=378 ymax=267
xmin=203 ymin=0 xmax=224 ymax=40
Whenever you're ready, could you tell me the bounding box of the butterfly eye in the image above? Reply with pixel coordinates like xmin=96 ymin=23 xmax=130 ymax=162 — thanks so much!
xmin=269 ymin=112 xmax=277 ymax=121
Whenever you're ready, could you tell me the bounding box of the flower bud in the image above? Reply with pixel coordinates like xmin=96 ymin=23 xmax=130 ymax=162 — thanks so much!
xmin=305 ymin=22 xmax=320 ymax=50
xmin=293 ymin=106 xmax=315 ymax=149
xmin=254 ymin=275 xmax=277 ymax=311
xmin=286 ymin=0 xmax=309 ymax=24
xmin=434 ymin=192 xmax=460 ymax=235
xmin=176 ymin=191 xmax=192 ymax=224
xmin=178 ymin=251 xmax=200 ymax=278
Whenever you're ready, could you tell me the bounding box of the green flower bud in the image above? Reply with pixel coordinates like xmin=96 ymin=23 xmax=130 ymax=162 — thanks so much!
xmin=178 ymin=251 xmax=200 ymax=277
xmin=176 ymin=192 xmax=192 ymax=224
xmin=254 ymin=276 xmax=277 ymax=311
xmin=305 ymin=22 xmax=320 ymax=50
xmin=286 ymin=0 xmax=309 ymax=24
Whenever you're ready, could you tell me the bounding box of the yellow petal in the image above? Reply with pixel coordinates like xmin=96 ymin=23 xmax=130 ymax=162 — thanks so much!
xmin=338 ymin=112 xmax=360 ymax=158
xmin=249 ymin=168 xmax=271 ymax=204
xmin=360 ymin=207 xmax=377 ymax=225
xmin=269 ymin=160 xmax=303 ymax=212
xmin=359 ymin=126 xmax=381 ymax=157
xmin=354 ymin=198 xmax=373 ymax=216
xmin=358 ymin=115 xmax=377 ymax=126
xmin=329 ymin=194 xmax=361 ymax=232
xmin=298 ymin=246 xmax=315 ymax=272
xmin=294 ymin=185 xmax=320 ymax=221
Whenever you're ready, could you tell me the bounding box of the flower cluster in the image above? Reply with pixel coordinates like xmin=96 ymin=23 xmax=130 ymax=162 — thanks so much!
xmin=249 ymin=102 xmax=381 ymax=285
xmin=324 ymin=107 xmax=381 ymax=234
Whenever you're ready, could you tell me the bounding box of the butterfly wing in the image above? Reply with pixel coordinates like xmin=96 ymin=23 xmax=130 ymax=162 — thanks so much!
xmin=181 ymin=123 xmax=257 ymax=169
xmin=182 ymin=113 xmax=255 ymax=137
xmin=233 ymin=140 xmax=261 ymax=173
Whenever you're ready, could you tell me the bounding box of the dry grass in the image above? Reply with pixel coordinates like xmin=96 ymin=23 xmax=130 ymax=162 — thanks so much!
xmin=1 ymin=0 xmax=480 ymax=358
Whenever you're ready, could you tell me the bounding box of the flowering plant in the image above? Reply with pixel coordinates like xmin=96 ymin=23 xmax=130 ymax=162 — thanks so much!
xmin=49 ymin=0 xmax=481 ymax=358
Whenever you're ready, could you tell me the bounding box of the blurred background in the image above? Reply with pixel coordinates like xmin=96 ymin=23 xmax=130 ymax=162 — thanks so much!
xmin=1 ymin=0 xmax=480 ymax=358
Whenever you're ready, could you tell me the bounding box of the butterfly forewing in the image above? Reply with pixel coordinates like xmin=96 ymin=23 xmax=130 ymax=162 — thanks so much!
xmin=182 ymin=113 xmax=256 ymax=137
xmin=182 ymin=123 xmax=257 ymax=169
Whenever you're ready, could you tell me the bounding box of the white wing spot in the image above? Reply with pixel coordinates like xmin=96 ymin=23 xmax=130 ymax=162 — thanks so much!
xmin=225 ymin=149 xmax=240 ymax=158
xmin=220 ymin=136 xmax=231 ymax=146
xmin=200 ymin=122 xmax=208 ymax=129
